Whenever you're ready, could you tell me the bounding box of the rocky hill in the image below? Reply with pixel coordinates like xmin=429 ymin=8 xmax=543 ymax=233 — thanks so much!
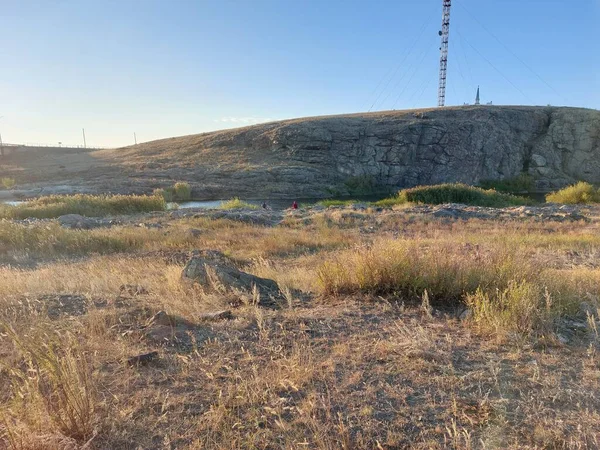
xmin=4 ymin=106 xmax=600 ymax=199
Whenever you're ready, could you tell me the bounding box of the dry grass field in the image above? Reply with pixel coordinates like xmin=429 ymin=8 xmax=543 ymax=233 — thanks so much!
xmin=1 ymin=204 xmax=599 ymax=449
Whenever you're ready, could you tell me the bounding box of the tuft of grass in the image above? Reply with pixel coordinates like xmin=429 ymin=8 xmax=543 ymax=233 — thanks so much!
xmin=372 ymin=195 xmax=405 ymax=207
xmin=172 ymin=182 xmax=191 ymax=201
xmin=219 ymin=197 xmax=258 ymax=210
xmin=397 ymin=183 xmax=532 ymax=207
xmin=479 ymin=173 xmax=535 ymax=193
xmin=317 ymin=239 xmax=579 ymax=337
xmin=1 ymin=178 xmax=16 ymax=190
xmin=546 ymin=182 xmax=600 ymax=204
xmin=317 ymin=199 xmax=358 ymax=207
xmin=0 ymin=324 xmax=98 ymax=444
xmin=465 ymin=281 xmax=553 ymax=337
xmin=0 ymin=221 xmax=142 ymax=259
xmin=0 ymin=194 xmax=166 ymax=219
xmin=153 ymin=187 xmax=174 ymax=202
xmin=153 ymin=182 xmax=192 ymax=203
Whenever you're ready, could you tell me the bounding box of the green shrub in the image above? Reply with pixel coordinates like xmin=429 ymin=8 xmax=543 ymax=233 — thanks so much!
xmin=153 ymin=187 xmax=174 ymax=202
xmin=1 ymin=177 xmax=16 ymax=189
xmin=479 ymin=174 xmax=535 ymax=193
xmin=344 ymin=175 xmax=378 ymax=195
xmin=372 ymin=196 xmax=405 ymax=207
xmin=219 ymin=197 xmax=258 ymax=210
xmin=546 ymin=182 xmax=600 ymax=204
xmin=317 ymin=199 xmax=357 ymax=207
xmin=397 ymin=183 xmax=531 ymax=207
xmin=0 ymin=194 xmax=166 ymax=219
xmin=173 ymin=182 xmax=191 ymax=201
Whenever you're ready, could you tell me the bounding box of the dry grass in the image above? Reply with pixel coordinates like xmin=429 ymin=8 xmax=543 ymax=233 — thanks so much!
xmin=547 ymin=181 xmax=600 ymax=204
xmin=0 ymin=194 xmax=166 ymax=219
xmin=1 ymin=206 xmax=600 ymax=448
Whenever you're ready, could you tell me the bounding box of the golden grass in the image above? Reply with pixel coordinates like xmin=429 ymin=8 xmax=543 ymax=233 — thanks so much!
xmin=1 ymin=207 xmax=600 ymax=448
xmin=218 ymin=197 xmax=258 ymax=210
xmin=0 ymin=194 xmax=166 ymax=219
xmin=547 ymin=181 xmax=600 ymax=204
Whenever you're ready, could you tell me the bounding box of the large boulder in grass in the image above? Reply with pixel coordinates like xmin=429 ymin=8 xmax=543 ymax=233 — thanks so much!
xmin=181 ymin=250 xmax=283 ymax=307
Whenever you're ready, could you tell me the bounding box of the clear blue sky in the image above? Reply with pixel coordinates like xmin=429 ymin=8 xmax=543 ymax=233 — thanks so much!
xmin=1 ymin=0 xmax=598 ymax=147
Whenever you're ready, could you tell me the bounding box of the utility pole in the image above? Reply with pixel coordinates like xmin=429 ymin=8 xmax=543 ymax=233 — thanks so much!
xmin=134 ymin=132 xmax=137 ymax=145
xmin=437 ymin=0 xmax=452 ymax=107
xmin=82 ymin=128 xmax=87 ymax=148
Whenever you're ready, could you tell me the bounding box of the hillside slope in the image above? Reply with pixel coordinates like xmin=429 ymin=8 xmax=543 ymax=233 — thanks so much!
xmin=4 ymin=106 xmax=600 ymax=199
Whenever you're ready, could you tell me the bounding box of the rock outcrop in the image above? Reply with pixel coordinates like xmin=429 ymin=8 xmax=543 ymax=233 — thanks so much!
xmin=181 ymin=251 xmax=284 ymax=307
xmin=112 ymin=106 xmax=599 ymax=198
xmin=6 ymin=106 xmax=599 ymax=199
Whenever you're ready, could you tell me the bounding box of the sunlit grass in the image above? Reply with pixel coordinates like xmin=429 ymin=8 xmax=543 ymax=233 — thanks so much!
xmin=0 ymin=194 xmax=166 ymax=219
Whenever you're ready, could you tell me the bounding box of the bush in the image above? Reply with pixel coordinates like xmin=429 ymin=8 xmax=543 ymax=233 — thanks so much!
xmin=1 ymin=177 xmax=16 ymax=189
xmin=546 ymin=182 xmax=600 ymax=204
xmin=317 ymin=240 xmax=577 ymax=338
xmin=173 ymin=182 xmax=191 ymax=201
xmin=317 ymin=199 xmax=357 ymax=207
xmin=0 ymin=194 xmax=166 ymax=219
xmin=479 ymin=173 xmax=535 ymax=193
xmin=153 ymin=187 xmax=174 ymax=202
xmin=397 ymin=183 xmax=531 ymax=207
xmin=465 ymin=281 xmax=552 ymax=337
xmin=343 ymin=175 xmax=384 ymax=195
xmin=317 ymin=240 xmax=536 ymax=302
xmin=219 ymin=197 xmax=258 ymax=210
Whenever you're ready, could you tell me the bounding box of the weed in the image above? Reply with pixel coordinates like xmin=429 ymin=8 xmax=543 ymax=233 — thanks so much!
xmin=546 ymin=181 xmax=600 ymax=204
xmin=173 ymin=182 xmax=191 ymax=201
xmin=0 ymin=194 xmax=166 ymax=219
xmin=1 ymin=178 xmax=16 ymax=190
xmin=219 ymin=197 xmax=258 ymax=210
xmin=479 ymin=173 xmax=535 ymax=193
xmin=397 ymin=183 xmax=532 ymax=207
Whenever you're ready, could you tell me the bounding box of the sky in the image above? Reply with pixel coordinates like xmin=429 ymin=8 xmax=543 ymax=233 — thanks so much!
xmin=1 ymin=0 xmax=598 ymax=148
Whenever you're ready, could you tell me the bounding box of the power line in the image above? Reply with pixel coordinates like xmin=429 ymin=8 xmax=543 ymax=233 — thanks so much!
xmin=367 ymin=4 xmax=437 ymax=112
xmin=455 ymin=0 xmax=567 ymax=103
xmin=455 ymin=28 xmax=531 ymax=103
xmin=392 ymin=39 xmax=438 ymax=109
xmin=456 ymin=24 xmax=475 ymax=88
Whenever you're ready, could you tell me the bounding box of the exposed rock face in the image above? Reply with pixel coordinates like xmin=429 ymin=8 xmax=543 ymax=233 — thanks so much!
xmin=116 ymin=106 xmax=598 ymax=198
xmin=5 ymin=106 xmax=599 ymax=199
xmin=252 ymin=106 xmax=600 ymax=194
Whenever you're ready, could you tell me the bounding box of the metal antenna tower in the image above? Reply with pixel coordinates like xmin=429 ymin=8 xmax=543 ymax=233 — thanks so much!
xmin=437 ymin=0 xmax=451 ymax=107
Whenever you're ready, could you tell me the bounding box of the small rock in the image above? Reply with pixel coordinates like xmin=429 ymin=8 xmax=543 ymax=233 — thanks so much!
xmin=199 ymin=310 xmax=234 ymax=321
xmin=187 ymin=228 xmax=203 ymax=238
xmin=127 ymin=351 xmax=159 ymax=367
xmin=459 ymin=308 xmax=473 ymax=320
xmin=182 ymin=252 xmax=284 ymax=307
xmin=556 ymin=333 xmax=570 ymax=345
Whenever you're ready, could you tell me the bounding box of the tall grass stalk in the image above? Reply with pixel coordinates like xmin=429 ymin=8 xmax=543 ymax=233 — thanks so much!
xmin=0 ymin=323 xmax=98 ymax=443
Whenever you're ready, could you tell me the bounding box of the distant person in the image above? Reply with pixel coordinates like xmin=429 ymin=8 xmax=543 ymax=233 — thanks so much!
xmin=262 ymin=202 xmax=268 ymax=210
xmin=292 ymin=200 xmax=298 ymax=210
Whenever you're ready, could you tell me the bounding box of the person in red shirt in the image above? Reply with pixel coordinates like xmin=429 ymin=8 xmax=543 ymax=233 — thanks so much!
xmin=292 ymin=201 xmax=298 ymax=210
